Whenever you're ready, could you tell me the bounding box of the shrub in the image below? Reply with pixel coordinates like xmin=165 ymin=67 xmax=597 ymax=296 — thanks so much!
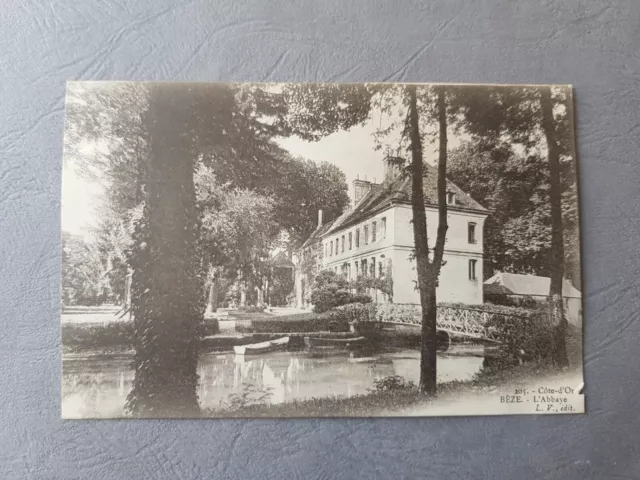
xmin=370 ymin=375 xmax=416 ymax=392
xmin=483 ymin=306 xmax=554 ymax=365
xmin=202 ymin=318 xmax=221 ymax=336
xmin=310 ymin=270 xmax=372 ymax=313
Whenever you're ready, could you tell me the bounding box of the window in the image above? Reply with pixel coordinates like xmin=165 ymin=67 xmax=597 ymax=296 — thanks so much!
xmin=355 ymin=228 xmax=360 ymax=248
xmin=355 ymin=261 xmax=359 ymax=278
xmin=370 ymin=257 xmax=376 ymax=277
xmin=447 ymin=191 xmax=456 ymax=205
xmin=335 ymin=239 xmax=339 ymax=255
xmin=468 ymin=222 xmax=477 ymax=244
xmin=381 ymin=217 xmax=387 ymax=239
xmin=378 ymin=257 xmax=384 ymax=277
xmin=364 ymin=225 xmax=369 ymax=244
xmin=469 ymin=259 xmax=477 ymax=281
xmin=329 ymin=242 xmax=332 ymax=257
xmin=347 ymin=263 xmax=352 ymax=280
xmin=372 ymin=221 xmax=377 ymax=242
xmin=348 ymin=232 xmax=353 ymax=250
xmin=361 ymin=259 xmax=368 ymax=277
xmin=341 ymin=235 xmax=345 ymax=253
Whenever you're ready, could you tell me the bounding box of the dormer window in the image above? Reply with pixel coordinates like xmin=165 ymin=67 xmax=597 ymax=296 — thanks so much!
xmin=446 ymin=191 xmax=456 ymax=205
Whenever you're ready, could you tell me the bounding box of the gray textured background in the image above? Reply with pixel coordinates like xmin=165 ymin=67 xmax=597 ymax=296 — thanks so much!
xmin=1 ymin=0 xmax=639 ymax=478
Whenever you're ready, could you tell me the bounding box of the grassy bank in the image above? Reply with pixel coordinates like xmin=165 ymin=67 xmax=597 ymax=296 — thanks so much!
xmin=204 ymin=363 xmax=562 ymax=418
xmin=62 ymin=319 xmax=220 ymax=353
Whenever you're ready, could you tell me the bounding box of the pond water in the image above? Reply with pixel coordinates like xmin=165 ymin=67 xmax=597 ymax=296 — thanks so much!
xmin=62 ymin=345 xmax=485 ymax=418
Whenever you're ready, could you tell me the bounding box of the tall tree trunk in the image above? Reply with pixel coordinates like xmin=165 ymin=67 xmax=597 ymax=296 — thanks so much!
xmin=205 ymin=279 xmax=218 ymax=315
xmin=540 ymin=87 xmax=569 ymax=368
xmin=408 ymin=85 xmax=438 ymax=395
xmin=126 ymin=84 xmax=204 ymax=417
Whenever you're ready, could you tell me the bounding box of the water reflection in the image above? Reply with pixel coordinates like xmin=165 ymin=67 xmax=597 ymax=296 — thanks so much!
xmin=62 ymin=345 xmax=485 ymax=418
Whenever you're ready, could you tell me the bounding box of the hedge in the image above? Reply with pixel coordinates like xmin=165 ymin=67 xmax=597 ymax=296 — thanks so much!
xmin=62 ymin=318 xmax=220 ymax=351
xmin=235 ymin=311 xmax=350 ymax=333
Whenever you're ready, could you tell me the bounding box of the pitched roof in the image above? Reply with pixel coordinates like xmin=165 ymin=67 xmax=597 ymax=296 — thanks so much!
xmin=270 ymin=251 xmax=295 ymax=268
xmin=301 ymin=219 xmax=337 ymax=248
xmin=484 ymin=272 xmax=581 ymax=298
xmin=321 ymin=164 xmax=488 ymax=237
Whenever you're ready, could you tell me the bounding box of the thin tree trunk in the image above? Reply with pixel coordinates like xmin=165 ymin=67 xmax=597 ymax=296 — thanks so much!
xmin=407 ymin=85 xmax=437 ymax=395
xmin=432 ymin=86 xmax=449 ymax=274
xmin=240 ymin=281 xmax=247 ymax=307
xmin=540 ymin=87 xmax=569 ymax=368
xmin=256 ymin=284 xmax=264 ymax=305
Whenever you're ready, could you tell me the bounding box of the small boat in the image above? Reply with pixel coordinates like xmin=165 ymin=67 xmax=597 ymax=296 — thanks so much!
xmin=304 ymin=336 xmax=368 ymax=348
xmin=347 ymin=355 xmax=380 ymax=364
xmin=233 ymin=336 xmax=290 ymax=355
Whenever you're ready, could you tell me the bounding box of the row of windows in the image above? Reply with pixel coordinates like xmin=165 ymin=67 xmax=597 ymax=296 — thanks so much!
xmin=332 ymin=257 xmax=478 ymax=281
xmin=325 ymin=217 xmax=387 ymax=258
xmin=325 ymin=219 xmax=477 ymax=259
xmin=332 ymin=256 xmax=386 ymax=280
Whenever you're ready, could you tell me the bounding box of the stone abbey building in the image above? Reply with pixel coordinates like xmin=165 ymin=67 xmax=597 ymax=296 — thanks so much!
xmin=293 ymin=160 xmax=489 ymax=308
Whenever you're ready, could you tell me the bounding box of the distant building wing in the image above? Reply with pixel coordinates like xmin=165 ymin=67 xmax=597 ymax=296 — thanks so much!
xmin=484 ymin=272 xmax=581 ymax=299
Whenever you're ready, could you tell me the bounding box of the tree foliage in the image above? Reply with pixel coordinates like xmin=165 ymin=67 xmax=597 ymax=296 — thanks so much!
xmin=273 ymin=157 xmax=350 ymax=246
xmin=447 ymin=90 xmax=580 ymax=286
xmin=196 ymin=164 xmax=280 ymax=285
xmin=61 ymin=232 xmax=108 ymax=306
xmin=446 ymin=85 xmax=578 ymax=366
xmin=65 ymin=83 xmax=350 ymax=288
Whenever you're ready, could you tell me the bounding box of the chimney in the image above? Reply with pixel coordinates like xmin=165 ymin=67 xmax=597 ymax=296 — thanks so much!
xmin=384 ymin=156 xmax=404 ymax=182
xmin=317 ymin=209 xmax=323 ymax=227
xmin=353 ymin=177 xmax=372 ymax=207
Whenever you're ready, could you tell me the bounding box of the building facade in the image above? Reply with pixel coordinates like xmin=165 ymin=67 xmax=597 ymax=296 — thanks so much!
xmin=294 ymin=161 xmax=489 ymax=307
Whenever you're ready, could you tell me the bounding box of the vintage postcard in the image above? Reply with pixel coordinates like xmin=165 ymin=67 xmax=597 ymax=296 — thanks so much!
xmin=61 ymin=82 xmax=584 ymax=418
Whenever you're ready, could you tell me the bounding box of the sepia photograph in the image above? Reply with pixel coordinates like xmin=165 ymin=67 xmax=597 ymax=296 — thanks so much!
xmin=61 ymin=82 xmax=584 ymax=418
